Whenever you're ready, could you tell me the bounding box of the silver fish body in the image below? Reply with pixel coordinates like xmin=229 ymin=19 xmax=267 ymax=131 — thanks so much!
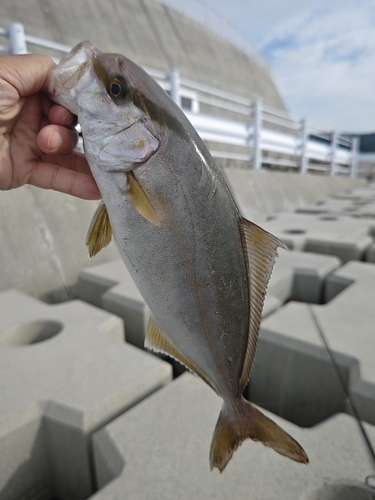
xmin=50 ymin=42 xmax=308 ymax=471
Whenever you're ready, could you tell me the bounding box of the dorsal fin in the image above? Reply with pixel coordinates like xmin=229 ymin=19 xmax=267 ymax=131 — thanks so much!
xmin=126 ymin=171 xmax=160 ymax=227
xmin=145 ymin=316 xmax=217 ymax=392
xmin=86 ymin=201 xmax=113 ymax=258
xmin=239 ymin=218 xmax=286 ymax=389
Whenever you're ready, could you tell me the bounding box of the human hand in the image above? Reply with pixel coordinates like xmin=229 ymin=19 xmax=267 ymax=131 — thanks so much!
xmin=0 ymin=53 xmax=100 ymax=199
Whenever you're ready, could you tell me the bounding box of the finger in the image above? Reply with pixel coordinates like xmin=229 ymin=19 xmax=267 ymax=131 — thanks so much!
xmin=28 ymin=161 xmax=101 ymax=200
xmin=48 ymin=104 xmax=77 ymax=127
xmin=41 ymin=93 xmax=53 ymax=118
xmin=37 ymin=124 xmax=78 ymax=155
xmin=0 ymin=54 xmax=55 ymax=96
xmin=43 ymin=149 xmax=93 ymax=177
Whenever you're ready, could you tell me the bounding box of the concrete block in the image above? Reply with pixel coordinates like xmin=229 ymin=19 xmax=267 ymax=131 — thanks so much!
xmin=223 ymin=169 xmax=363 ymax=224
xmin=78 ymin=259 xmax=149 ymax=349
xmin=298 ymin=197 xmax=375 ymax=219
xmin=366 ymin=243 xmax=375 ymax=263
xmin=259 ymin=262 xmax=375 ymax=426
xmin=248 ymin=328 xmax=359 ymax=427
xmin=0 ymin=289 xmax=172 ymax=500
xmin=296 ymin=198 xmax=375 ymax=237
xmin=269 ymin=249 xmax=341 ymax=305
xmin=334 ymin=183 xmax=375 ymax=201
xmin=90 ymin=373 xmax=375 ymax=500
xmin=0 ymin=186 xmax=120 ymax=303
xmin=262 ymin=212 xmax=373 ymax=262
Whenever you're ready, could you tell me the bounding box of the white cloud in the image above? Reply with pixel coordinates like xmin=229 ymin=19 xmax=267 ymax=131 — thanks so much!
xmin=256 ymin=3 xmax=375 ymax=131
xmin=161 ymin=0 xmax=375 ymax=132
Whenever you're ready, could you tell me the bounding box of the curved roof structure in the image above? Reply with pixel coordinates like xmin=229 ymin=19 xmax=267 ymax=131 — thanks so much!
xmin=1 ymin=0 xmax=286 ymax=110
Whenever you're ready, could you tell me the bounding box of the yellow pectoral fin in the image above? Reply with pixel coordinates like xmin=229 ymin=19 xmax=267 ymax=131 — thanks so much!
xmin=126 ymin=172 xmax=160 ymax=227
xmin=86 ymin=201 xmax=113 ymax=258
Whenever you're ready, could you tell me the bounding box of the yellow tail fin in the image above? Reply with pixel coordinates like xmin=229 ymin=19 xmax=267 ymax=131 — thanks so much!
xmin=210 ymin=398 xmax=309 ymax=472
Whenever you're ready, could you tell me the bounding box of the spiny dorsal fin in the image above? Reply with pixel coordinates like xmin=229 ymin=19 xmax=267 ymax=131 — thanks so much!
xmin=86 ymin=201 xmax=113 ymax=258
xmin=146 ymin=316 xmax=216 ymax=392
xmin=239 ymin=218 xmax=287 ymax=390
xmin=126 ymin=172 xmax=160 ymax=227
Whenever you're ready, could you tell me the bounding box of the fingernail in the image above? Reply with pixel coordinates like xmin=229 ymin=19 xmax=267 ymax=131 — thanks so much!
xmin=47 ymin=130 xmax=63 ymax=151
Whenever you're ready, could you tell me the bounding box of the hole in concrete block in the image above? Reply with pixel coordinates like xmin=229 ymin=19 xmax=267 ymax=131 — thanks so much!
xmin=1 ymin=408 xmax=93 ymax=500
xmin=283 ymin=229 xmax=306 ymax=234
xmin=247 ymin=330 xmax=357 ymax=427
xmin=319 ymin=216 xmax=338 ymax=221
xmin=301 ymin=480 xmax=375 ymax=500
xmin=2 ymin=320 xmax=63 ymax=346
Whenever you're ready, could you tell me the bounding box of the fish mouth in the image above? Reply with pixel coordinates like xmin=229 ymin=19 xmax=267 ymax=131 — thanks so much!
xmin=49 ymin=41 xmax=100 ymax=108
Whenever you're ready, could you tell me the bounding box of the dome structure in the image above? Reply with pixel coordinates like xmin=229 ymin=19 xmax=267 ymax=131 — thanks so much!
xmin=1 ymin=0 xmax=286 ymax=110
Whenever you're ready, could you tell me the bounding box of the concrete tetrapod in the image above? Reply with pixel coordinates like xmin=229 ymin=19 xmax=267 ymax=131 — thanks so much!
xmin=262 ymin=212 xmax=373 ymax=262
xmin=254 ymin=261 xmax=375 ymax=427
xmin=0 ymin=289 xmax=172 ymax=500
xmin=90 ymin=373 xmax=375 ymax=500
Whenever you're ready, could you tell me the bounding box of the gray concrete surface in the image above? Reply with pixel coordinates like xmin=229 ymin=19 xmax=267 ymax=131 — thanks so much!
xmin=0 ymin=289 xmax=172 ymax=500
xmin=78 ymin=257 xmax=147 ymax=349
xmin=91 ymin=373 xmax=375 ymax=500
xmin=267 ymin=249 xmax=341 ymax=307
xmin=296 ymin=183 xmax=375 ymax=224
xmin=260 ymin=261 xmax=375 ymax=426
xmin=335 ymin=184 xmax=375 ymax=201
xmin=223 ymin=169 xmax=364 ymax=224
xmin=261 ymin=212 xmax=374 ymax=262
xmin=367 ymin=243 xmax=375 ymax=263
xmin=0 ymin=186 xmax=119 ymax=303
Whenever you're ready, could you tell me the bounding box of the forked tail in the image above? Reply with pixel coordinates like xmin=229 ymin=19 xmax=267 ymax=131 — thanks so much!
xmin=210 ymin=398 xmax=309 ymax=472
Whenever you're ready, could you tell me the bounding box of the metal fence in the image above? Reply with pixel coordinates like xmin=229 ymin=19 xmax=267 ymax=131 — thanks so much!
xmin=1 ymin=22 xmax=370 ymax=177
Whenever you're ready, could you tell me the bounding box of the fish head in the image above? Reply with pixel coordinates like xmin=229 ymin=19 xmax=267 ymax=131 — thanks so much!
xmin=49 ymin=41 xmax=161 ymax=173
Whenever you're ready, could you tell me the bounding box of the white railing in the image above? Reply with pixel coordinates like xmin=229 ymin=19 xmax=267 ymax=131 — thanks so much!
xmin=1 ymin=23 xmax=369 ymax=177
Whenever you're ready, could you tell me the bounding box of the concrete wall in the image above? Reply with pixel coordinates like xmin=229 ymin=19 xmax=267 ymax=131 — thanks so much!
xmin=0 ymin=0 xmax=285 ymax=110
xmin=0 ymin=173 xmax=363 ymax=303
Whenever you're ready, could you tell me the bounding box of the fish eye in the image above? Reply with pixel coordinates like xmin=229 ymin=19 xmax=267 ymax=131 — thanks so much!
xmin=110 ymin=81 xmax=121 ymax=97
xmin=107 ymin=76 xmax=129 ymax=102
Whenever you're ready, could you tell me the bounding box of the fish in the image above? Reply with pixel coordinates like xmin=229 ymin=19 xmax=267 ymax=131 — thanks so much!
xmin=49 ymin=41 xmax=309 ymax=471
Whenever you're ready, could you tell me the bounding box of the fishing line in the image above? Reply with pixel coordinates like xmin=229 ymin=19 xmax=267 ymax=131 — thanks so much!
xmin=307 ymin=305 xmax=375 ymax=479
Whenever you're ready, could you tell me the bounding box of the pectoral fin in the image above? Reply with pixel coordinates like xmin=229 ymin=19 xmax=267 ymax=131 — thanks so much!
xmin=86 ymin=201 xmax=113 ymax=258
xmin=126 ymin=171 xmax=160 ymax=227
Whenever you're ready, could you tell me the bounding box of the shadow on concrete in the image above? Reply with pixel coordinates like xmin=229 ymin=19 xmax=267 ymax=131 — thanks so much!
xmin=248 ymin=329 xmax=360 ymax=428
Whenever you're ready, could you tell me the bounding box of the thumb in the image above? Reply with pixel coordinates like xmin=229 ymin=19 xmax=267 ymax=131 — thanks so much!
xmin=0 ymin=54 xmax=55 ymax=97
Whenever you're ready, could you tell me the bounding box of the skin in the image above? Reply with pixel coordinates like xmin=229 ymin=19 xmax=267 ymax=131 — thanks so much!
xmin=0 ymin=53 xmax=100 ymax=199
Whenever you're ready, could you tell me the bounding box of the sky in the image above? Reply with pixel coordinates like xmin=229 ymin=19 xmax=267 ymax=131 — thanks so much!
xmin=158 ymin=0 xmax=375 ymax=134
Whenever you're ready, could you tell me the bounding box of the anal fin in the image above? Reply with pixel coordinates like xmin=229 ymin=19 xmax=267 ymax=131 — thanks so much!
xmin=86 ymin=201 xmax=113 ymax=258
xmin=146 ymin=317 xmax=216 ymax=391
